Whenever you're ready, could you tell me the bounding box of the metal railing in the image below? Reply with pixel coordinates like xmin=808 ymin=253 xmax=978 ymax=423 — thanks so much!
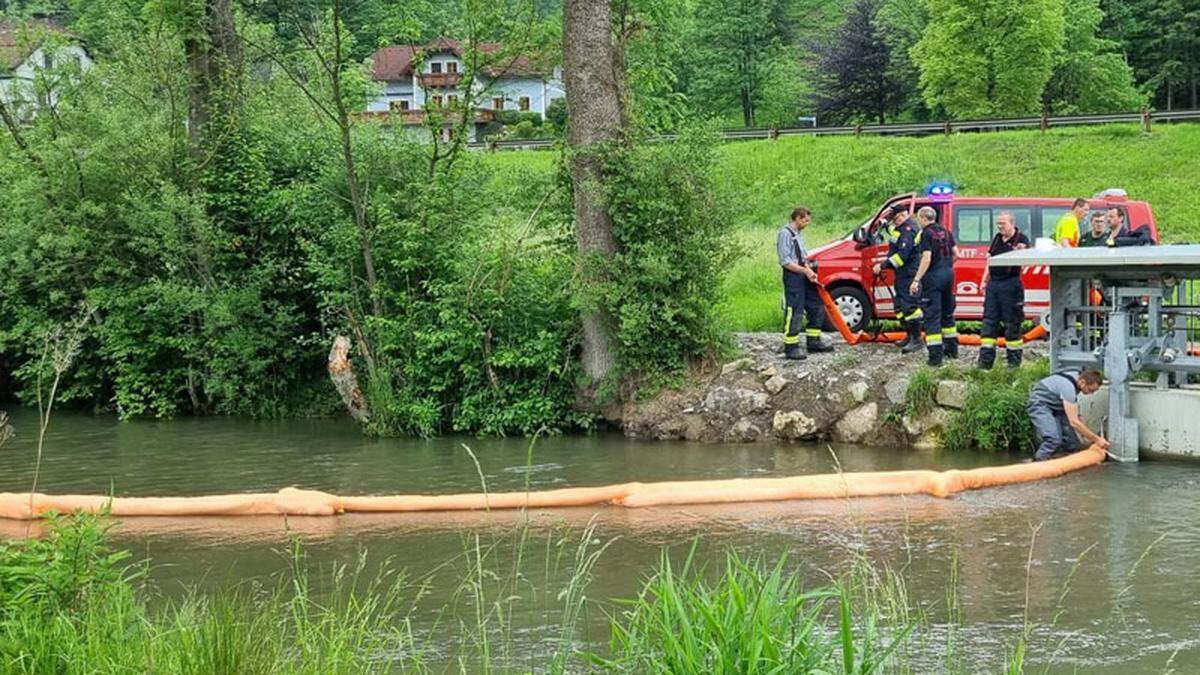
xmin=469 ymin=108 xmax=1200 ymax=151
xmin=1060 ymin=276 xmax=1200 ymax=384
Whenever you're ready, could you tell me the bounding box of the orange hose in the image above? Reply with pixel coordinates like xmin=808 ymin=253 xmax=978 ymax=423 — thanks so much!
xmin=815 ymin=285 xmax=1048 ymax=348
xmin=0 ymin=446 xmax=1105 ymax=520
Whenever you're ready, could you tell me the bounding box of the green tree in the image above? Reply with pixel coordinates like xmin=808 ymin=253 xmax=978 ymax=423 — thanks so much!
xmin=1100 ymin=0 xmax=1200 ymax=111
xmin=618 ymin=0 xmax=693 ymax=131
xmin=911 ymin=0 xmax=1065 ymax=119
xmin=811 ymin=0 xmax=906 ymax=125
xmin=687 ymin=0 xmax=795 ymax=127
xmin=876 ymin=0 xmax=930 ymax=120
xmin=1043 ymin=0 xmax=1143 ymax=114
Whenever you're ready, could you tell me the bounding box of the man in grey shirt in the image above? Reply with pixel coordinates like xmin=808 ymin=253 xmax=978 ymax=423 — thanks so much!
xmin=1027 ymin=369 xmax=1108 ymax=461
xmin=777 ymin=206 xmax=832 ymax=360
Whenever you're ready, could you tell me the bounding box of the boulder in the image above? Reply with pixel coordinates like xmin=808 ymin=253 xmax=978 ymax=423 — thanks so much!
xmin=680 ymin=415 xmax=706 ymax=441
xmin=902 ymin=403 xmax=950 ymax=446
xmin=764 ymin=375 xmax=788 ymax=395
xmin=729 ymin=418 xmax=763 ymax=442
xmin=832 ymin=403 xmax=878 ymax=444
xmin=773 ymin=410 xmax=819 ymax=440
xmin=936 ymin=380 xmax=969 ymax=409
xmin=848 ymin=381 xmax=870 ymax=404
xmin=738 ymin=390 xmax=769 ymax=414
xmin=721 ymin=357 xmax=753 ymax=376
xmin=884 ymin=376 xmax=910 ymax=405
xmin=759 ymin=363 xmax=779 ymax=379
xmin=702 ymin=387 xmax=768 ymax=418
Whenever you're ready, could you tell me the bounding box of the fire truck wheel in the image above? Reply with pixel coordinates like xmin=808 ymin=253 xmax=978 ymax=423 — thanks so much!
xmin=827 ymin=285 xmax=872 ymax=333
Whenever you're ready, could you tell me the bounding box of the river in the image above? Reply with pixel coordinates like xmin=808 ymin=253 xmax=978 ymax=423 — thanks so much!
xmin=1 ymin=410 xmax=1198 ymax=672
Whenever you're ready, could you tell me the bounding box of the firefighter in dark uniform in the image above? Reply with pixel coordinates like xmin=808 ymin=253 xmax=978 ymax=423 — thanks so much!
xmin=777 ymin=206 xmax=834 ymax=360
xmin=872 ymin=206 xmax=923 ymax=351
xmin=977 ymin=211 xmax=1030 ymax=370
xmin=908 ymin=206 xmax=958 ymax=366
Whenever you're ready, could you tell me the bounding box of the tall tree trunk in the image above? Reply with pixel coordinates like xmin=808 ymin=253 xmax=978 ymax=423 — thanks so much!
xmin=563 ymin=0 xmax=624 ymax=389
xmin=327 ymin=0 xmax=383 ymax=321
xmin=184 ymin=0 xmax=241 ymax=161
xmin=741 ymin=87 xmax=753 ymax=127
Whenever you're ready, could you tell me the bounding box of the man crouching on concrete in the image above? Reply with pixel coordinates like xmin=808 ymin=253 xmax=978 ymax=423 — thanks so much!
xmin=1027 ymin=369 xmax=1109 ymax=461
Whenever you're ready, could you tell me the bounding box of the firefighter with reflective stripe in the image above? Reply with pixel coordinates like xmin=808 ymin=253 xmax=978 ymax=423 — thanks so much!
xmin=872 ymin=206 xmax=923 ymax=351
xmin=908 ymin=206 xmax=959 ymax=366
xmin=777 ymin=206 xmax=834 ymax=360
xmin=977 ymin=211 xmax=1030 ymax=370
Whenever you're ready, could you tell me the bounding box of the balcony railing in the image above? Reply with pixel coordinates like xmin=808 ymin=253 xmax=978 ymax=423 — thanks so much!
xmin=354 ymin=108 xmax=495 ymax=126
xmin=418 ymin=72 xmax=462 ymax=88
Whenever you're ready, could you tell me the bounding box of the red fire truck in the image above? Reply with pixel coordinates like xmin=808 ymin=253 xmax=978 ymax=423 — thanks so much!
xmin=809 ymin=188 xmax=1160 ymax=332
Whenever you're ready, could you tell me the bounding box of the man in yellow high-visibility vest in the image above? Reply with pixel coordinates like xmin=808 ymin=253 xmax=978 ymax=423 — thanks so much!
xmin=1054 ymin=198 xmax=1088 ymax=247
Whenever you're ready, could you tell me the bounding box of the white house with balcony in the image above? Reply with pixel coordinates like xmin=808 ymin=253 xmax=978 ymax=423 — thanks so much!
xmin=366 ymin=38 xmax=564 ymax=141
xmin=0 ymin=20 xmax=93 ymax=120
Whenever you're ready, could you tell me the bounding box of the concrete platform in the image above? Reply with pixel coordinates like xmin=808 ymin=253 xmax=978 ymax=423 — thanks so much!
xmin=1079 ymin=384 xmax=1200 ymax=459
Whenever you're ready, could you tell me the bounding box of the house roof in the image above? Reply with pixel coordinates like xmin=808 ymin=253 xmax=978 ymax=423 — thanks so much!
xmin=0 ymin=19 xmax=77 ymax=72
xmin=370 ymin=38 xmax=551 ymax=81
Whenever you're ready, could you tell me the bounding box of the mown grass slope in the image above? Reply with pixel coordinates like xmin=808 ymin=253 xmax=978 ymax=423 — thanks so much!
xmin=481 ymin=123 xmax=1200 ymax=331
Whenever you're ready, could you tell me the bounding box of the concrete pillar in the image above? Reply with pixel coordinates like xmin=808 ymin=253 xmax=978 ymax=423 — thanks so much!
xmin=1104 ymin=309 xmax=1140 ymax=461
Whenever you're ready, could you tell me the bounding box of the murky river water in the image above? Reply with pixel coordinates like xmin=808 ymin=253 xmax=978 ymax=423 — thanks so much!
xmin=2 ymin=410 xmax=1198 ymax=672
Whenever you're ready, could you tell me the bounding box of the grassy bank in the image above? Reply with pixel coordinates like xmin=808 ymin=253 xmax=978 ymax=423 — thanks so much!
xmin=483 ymin=123 xmax=1200 ymax=331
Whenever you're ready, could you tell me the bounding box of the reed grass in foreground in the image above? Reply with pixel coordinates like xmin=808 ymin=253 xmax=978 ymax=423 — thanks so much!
xmin=0 ymin=512 xmax=1124 ymax=673
xmin=591 ymin=548 xmax=915 ymax=674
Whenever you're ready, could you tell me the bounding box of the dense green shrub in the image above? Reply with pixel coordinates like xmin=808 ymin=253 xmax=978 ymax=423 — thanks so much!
xmin=0 ymin=13 xmax=331 ymax=418
xmin=0 ymin=513 xmax=131 ymax=620
xmin=944 ymin=359 xmax=1052 ymax=453
xmin=598 ymin=127 xmax=739 ymax=387
xmin=294 ymin=127 xmax=588 ymax=436
xmin=0 ymin=12 xmax=591 ymax=435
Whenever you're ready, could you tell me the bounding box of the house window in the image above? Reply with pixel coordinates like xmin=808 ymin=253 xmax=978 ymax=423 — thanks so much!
xmin=42 ymin=51 xmax=53 ymax=69
xmin=389 ymin=99 xmax=410 ymax=112
xmin=518 ymin=96 xmax=530 ymax=111
xmin=492 ymin=97 xmax=505 ymax=110
xmin=448 ymin=94 xmax=458 ymax=108
xmin=431 ymin=62 xmax=443 ymax=74
xmin=447 ymin=61 xmax=459 ymax=74
xmin=431 ymin=94 xmax=444 ymax=108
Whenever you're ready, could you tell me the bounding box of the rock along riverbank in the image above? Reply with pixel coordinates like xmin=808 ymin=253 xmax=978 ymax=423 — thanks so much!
xmin=620 ymin=332 xmax=1038 ymax=448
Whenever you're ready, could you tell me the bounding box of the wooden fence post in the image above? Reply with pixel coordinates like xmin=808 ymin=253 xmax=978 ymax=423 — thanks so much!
xmin=943 ymin=120 xmax=952 ymax=135
xmin=768 ymin=126 xmax=779 ymax=140
xmin=1040 ymin=114 xmax=1049 ymax=133
xmin=1141 ymin=107 xmax=1152 ymax=134
xmin=854 ymin=124 xmax=862 ymax=138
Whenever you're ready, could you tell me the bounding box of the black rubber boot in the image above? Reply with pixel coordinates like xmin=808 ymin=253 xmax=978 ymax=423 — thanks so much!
xmin=901 ymin=323 xmax=924 ymax=354
xmin=807 ymin=335 xmax=834 ymax=354
xmin=784 ymin=343 xmax=806 ymax=361
xmin=927 ymin=343 xmax=944 ymax=367
xmin=1006 ymin=348 xmax=1023 ymax=369
xmin=977 ymin=347 xmax=996 ymax=370
xmin=943 ymin=337 xmax=959 ymax=360
xmin=895 ymin=320 xmax=915 ymax=349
